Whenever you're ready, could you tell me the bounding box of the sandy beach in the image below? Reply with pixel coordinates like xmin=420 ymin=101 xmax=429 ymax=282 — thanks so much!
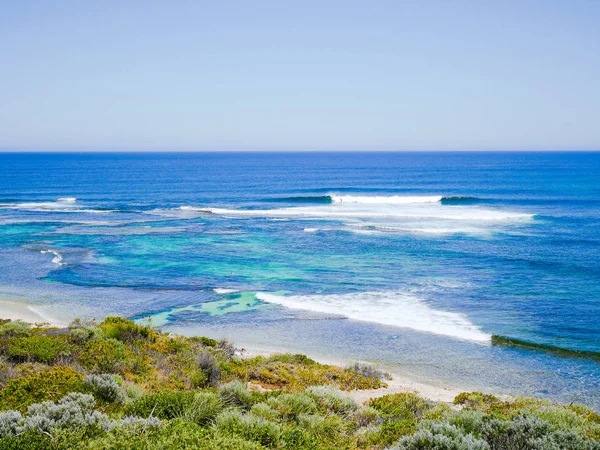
xmin=0 ymin=299 xmax=65 ymax=327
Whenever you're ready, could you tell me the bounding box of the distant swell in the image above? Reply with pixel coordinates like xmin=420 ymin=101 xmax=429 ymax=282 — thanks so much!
xmin=264 ymin=194 xmax=485 ymax=205
xmin=257 ymin=291 xmax=491 ymax=342
xmin=264 ymin=195 xmax=333 ymax=204
xmin=441 ymin=196 xmax=483 ymax=205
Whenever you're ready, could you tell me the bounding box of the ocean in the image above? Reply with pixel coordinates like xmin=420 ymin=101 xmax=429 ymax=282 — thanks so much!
xmin=1 ymin=151 xmax=599 ymax=407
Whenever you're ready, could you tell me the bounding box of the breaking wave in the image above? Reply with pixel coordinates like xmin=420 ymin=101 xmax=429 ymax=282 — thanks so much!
xmin=264 ymin=194 xmax=484 ymax=205
xmin=0 ymin=197 xmax=113 ymax=214
xmin=256 ymin=291 xmax=490 ymax=342
xmin=41 ymin=249 xmax=66 ymax=266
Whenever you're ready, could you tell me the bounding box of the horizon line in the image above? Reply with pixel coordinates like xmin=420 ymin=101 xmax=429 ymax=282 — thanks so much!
xmin=1 ymin=148 xmax=599 ymax=154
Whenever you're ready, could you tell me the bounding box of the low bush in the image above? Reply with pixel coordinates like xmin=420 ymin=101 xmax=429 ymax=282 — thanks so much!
xmin=99 ymin=317 xmax=157 ymax=343
xmin=0 ymin=321 xmax=32 ymax=338
xmin=214 ymin=409 xmax=281 ymax=447
xmin=267 ymin=393 xmax=318 ymax=419
xmin=390 ymin=421 xmax=489 ymax=450
xmin=353 ymin=406 xmax=382 ymax=427
xmin=79 ymin=338 xmax=127 ymax=373
xmin=219 ymin=381 xmax=256 ymax=409
xmin=369 ymin=392 xmax=432 ymax=420
xmin=0 ymin=366 xmax=86 ymax=411
xmin=346 ymin=362 xmax=390 ymax=380
xmin=250 ymin=403 xmax=281 ymax=421
xmin=297 ymin=413 xmax=346 ymax=442
xmin=6 ymin=335 xmax=70 ymax=363
xmin=84 ymin=374 xmax=127 ymax=403
xmin=305 ymin=385 xmax=357 ymax=415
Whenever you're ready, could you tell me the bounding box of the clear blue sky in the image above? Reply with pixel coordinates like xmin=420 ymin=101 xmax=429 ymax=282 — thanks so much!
xmin=1 ymin=0 xmax=598 ymax=151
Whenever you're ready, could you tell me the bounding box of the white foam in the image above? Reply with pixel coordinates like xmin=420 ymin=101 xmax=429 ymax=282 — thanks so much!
xmin=213 ymin=288 xmax=240 ymax=294
xmin=199 ymin=205 xmax=531 ymax=221
xmin=256 ymin=291 xmax=491 ymax=342
xmin=303 ymin=228 xmax=319 ymax=233
xmin=0 ymin=197 xmax=113 ymax=214
xmin=153 ymin=195 xmax=534 ymax=236
xmin=331 ymin=195 xmax=443 ymax=204
xmin=40 ymin=249 xmax=66 ymax=266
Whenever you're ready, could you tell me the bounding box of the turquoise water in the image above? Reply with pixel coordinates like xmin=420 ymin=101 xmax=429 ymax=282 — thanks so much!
xmin=1 ymin=152 xmax=599 ymax=407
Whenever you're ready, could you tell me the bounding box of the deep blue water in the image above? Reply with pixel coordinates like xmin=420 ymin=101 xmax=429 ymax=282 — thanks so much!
xmin=1 ymin=152 xmax=599 ymax=407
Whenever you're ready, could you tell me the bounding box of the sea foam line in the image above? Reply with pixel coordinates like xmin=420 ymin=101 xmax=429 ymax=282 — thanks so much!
xmin=256 ymin=291 xmax=491 ymax=343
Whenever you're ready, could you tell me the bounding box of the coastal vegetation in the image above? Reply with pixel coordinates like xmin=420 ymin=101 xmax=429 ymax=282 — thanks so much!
xmin=0 ymin=317 xmax=598 ymax=449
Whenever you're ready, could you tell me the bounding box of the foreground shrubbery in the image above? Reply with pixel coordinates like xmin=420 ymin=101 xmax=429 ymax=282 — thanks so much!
xmin=0 ymin=317 xmax=597 ymax=449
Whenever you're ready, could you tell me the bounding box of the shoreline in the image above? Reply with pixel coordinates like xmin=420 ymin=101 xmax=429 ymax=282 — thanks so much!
xmin=238 ymin=346 xmax=467 ymax=404
xmin=0 ymin=299 xmax=66 ymax=327
xmin=0 ymin=299 xmax=468 ymax=404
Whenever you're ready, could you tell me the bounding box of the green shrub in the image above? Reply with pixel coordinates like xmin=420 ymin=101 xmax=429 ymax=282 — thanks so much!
xmin=215 ymin=409 xmax=281 ymax=447
xmin=297 ymin=413 xmax=345 ymax=442
xmin=353 ymin=406 xmax=382 ymax=427
xmin=126 ymin=391 xmax=219 ymax=422
xmin=80 ymin=338 xmax=127 ymax=373
xmin=250 ymin=403 xmax=280 ymax=421
xmin=305 ymin=385 xmax=357 ymax=415
xmin=0 ymin=321 xmax=32 ymax=338
xmin=369 ymin=392 xmax=432 ymax=420
xmin=99 ymin=316 xmax=157 ymax=343
xmin=0 ymin=366 xmax=86 ymax=411
xmin=190 ymin=370 xmax=208 ymax=388
xmin=219 ymin=381 xmax=256 ymax=409
xmin=369 ymin=419 xmax=417 ymax=446
xmin=180 ymin=392 xmax=224 ymax=425
xmin=267 ymin=393 xmax=317 ymax=419
xmin=189 ymin=336 xmax=219 ymax=347
xmin=454 ymin=391 xmax=500 ymax=410
xmin=6 ymin=335 xmax=70 ymax=363
xmin=70 ymin=327 xmax=96 ymax=344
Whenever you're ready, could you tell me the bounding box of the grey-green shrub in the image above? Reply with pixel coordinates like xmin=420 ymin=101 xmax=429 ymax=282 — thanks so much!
xmin=127 ymin=391 xmax=198 ymax=419
xmin=250 ymin=403 xmax=281 ymax=421
xmin=305 ymin=385 xmax=357 ymax=415
xmin=25 ymin=393 xmax=115 ymax=434
xmin=353 ymin=406 xmax=382 ymax=427
xmin=215 ymin=409 xmax=281 ymax=447
xmin=70 ymin=326 xmax=96 ymax=343
xmin=0 ymin=321 xmax=32 ymax=338
xmin=446 ymin=410 xmax=485 ymax=436
xmin=118 ymin=415 xmax=161 ymax=428
xmin=390 ymin=421 xmax=489 ymax=450
xmin=84 ymin=374 xmax=127 ymax=403
xmin=481 ymin=414 xmax=600 ymax=450
xmin=0 ymin=410 xmax=23 ymax=437
xmin=219 ymin=381 xmax=255 ymax=409
xmin=297 ymin=413 xmax=345 ymax=441
xmin=180 ymin=392 xmax=224 ymax=425
xmin=267 ymin=393 xmax=318 ymax=419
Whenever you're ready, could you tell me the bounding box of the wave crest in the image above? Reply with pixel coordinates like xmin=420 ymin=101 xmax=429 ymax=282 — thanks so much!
xmin=257 ymin=291 xmax=490 ymax=342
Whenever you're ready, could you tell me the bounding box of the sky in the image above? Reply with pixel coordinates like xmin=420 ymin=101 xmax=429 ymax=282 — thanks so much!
xmin=0 ymin=0 xmax=599 ymax=151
